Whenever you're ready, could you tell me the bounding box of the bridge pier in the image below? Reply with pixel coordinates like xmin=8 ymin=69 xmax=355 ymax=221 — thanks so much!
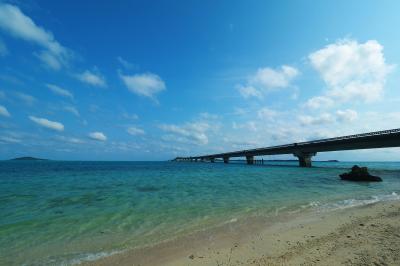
xmin=223 ymin=157 xmax=230 ymax=164
xmin=294 ymin=152 xmax=316 ymax=167
xmin=210 ymin=158 xmax=215 ymax=163
xmin=246 ymin=155 xmax=254 ymax=165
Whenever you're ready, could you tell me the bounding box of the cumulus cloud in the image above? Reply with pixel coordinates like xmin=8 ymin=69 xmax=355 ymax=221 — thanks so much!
xmin=309 ymin=39 xmax=394 ymax=103
xmin=46 ymin=84 xmax=73 ymax=99
xmin=237 ymin=65 xmax=299 ymax=99
xmin=0 ymin=105 xmax=10 ymax=117
xmin=0 ymin=3 xmax=70 ymax=69
xmin=29 ymin=116 xmax=64 ymax=131
xmin=77 ymin=70 xmax=107 ymax=87
xmin=120 ymin=72 xmax=165 ymax=99
xmin=251 ymin=65 xmax=299 ymax=89
xmin=160 ymin=122 xmax=210 ymax=145
xmin=88 ymin=131 xmax=107 ymax=141
xmin=336 ymin=109 xmax=358 ymax=122
xmin=127 ymin=126 xmax=145 ymax=136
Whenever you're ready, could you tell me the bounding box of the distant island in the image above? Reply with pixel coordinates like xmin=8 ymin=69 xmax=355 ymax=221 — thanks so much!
xmin=10 ymin=157 xmax=48 ymax=161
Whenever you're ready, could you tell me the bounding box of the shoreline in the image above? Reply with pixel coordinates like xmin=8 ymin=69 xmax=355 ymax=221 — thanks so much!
xmin=82 ymin=199 xmax=400 ymax=266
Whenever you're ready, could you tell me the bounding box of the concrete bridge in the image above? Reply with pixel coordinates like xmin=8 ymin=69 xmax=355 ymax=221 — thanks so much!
xmin=174 ymin=128 xmax=400 ymax=167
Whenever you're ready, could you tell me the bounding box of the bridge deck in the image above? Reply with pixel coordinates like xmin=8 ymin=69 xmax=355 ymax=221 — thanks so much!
xmin=175 ymin=128 xmax=400 ymax=167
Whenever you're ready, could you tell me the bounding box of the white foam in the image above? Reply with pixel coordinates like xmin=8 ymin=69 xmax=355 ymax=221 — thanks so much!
xmin=68 ymin=250 xmax=122 ymax=265
xmin=314 ymin=192 xmax=400 ymax=212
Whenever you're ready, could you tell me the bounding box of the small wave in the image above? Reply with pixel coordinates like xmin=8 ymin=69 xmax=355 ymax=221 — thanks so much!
xmin=313 ymin=192 xmax=400 ymax=212
xmin=67 ymin=250 xmax=122 ymax=265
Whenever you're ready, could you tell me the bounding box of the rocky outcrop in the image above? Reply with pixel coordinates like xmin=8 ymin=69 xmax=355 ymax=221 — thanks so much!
xmin=340 ymin=165 xmax=382 ymax=182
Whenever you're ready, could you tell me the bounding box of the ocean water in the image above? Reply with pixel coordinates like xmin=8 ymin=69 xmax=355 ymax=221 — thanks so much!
xmin=1 ymin=160 xmax=400 ymax=265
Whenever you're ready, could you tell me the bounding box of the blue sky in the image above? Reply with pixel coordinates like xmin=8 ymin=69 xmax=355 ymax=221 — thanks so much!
xmin=1 ymin=0 xmax=400 ymax=160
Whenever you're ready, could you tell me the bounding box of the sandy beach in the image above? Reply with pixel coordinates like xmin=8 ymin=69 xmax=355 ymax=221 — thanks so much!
xmin=83 ymin=200 xmax=400 ymax=266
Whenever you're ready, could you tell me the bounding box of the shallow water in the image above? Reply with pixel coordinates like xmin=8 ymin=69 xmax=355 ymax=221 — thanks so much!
xmin=1 ymin=161 xmax=400 ymax=265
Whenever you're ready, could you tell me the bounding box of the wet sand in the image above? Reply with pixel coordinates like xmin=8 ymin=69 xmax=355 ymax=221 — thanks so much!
xmin=83 ymin=200 xmax=400 ymax=266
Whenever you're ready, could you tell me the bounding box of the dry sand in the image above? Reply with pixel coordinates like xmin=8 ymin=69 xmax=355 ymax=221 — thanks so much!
xmin=83 ymin=200 xmax=400 ymax=266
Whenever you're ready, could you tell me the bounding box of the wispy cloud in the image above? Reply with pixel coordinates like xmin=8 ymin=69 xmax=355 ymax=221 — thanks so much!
xmin=127 ymin=126 xmax=145 ymax=136
xmin=0 ymin=38 xmax=7 ymax=56
xmin=117 ymin=56 xmax=137 ymax=69
xmin=15 ymin=92 xmax=36 ymax=105
xmin=0 ymin=3 xmax=71 ymax=70
xmin=29 ymin=116 xmax=64 ymax=131
xmin=76 ymin=70 xmax=107 ymax=87
xmin=120 ymin=72 xmax=165 ymax=99
xmin=88 ymin=131 xmax=107 ymax=141
xmin=0 ymin=105 xmax=10 ymax=117
xmin=64 ymin=106 xmax=79 ymax=117
xmin=46 ymin=84 xmax=74 ymax=99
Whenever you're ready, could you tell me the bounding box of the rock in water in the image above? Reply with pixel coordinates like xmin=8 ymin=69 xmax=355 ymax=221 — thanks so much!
xmin=340 ymin=165 xmax=382 ymax=182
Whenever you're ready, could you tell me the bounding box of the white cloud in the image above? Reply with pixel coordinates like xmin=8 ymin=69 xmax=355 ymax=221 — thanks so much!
xmin=199 ymin=112 xmax=219 ymax=120
xmin=77 ymin=70 xmax=107 ymax=87
xmin=309 ymin=39 xmax=394 ymax=103
xmin=303 ymin=96 xmax=334 ymax=109
xmin=64 ymin=106 xmax=79 ymax=117
xmin=56 ymin=135 xmax=85 ymax=144
xmin=88 ymin=131 xmax=107 ymax=141
xmin=46 ymin=84 xmax=73 ymax=99
xmin=237 ymin=65 xmax=299 ymax=99
xmin=0 ymin=38 xmax=7 ymax=56
xmin=127 ymin=126 xmax=145 ymax=136
xmin=0 ymin=135 xmax=20 ymax=143
xmin=237 ymin=85 xmax=263 ymax=99
xmin=120 ymin=72 xmax=165 ymax=98
xmin=117 ymin=56 xmax=136 ymax=69
xmin=0 ymin=105 xmax=10 ymax=117
xmin=0 ymin=3 xmax=70 ymax=69
xmin=257 ymin=107 xmax=278 ymax=121
xmin=336 ymin=109 xmax=358 ymax=122
xmin=15 ymin=92 xmax=36 ymax=105
xmin=29 ymin=116 xmax=64 ymax=131
xmin=160 ymin=122 xmax=210 ymax=145
xmin=251 ymin=65 xmax=299 ymax=89
xmin=298 ymin=113 xmax=335 ymax=126
xmin=122 ymin=113 xmax=139 ymax=120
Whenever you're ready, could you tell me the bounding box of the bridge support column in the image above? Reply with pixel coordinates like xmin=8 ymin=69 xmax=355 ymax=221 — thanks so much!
xmin=210 ymin=158 xmax=215 ymax=163
xmin=246 ymin=155 xmax=254 ymax=165
xmin=294 ymin=152 xmax=316 ymax=167
xmin=223 ymin=157 xmax=229 ymax=164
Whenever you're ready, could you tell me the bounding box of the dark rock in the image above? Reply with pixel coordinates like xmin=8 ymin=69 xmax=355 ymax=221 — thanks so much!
xmin=340 ymin=165 xmax=382 ymax=182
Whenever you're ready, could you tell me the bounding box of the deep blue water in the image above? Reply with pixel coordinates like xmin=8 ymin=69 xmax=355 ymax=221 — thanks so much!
xmin=1 ymin=161 xmax=400 ymax=265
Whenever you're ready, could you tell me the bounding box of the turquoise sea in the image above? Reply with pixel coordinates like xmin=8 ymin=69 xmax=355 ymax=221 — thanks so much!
xmin=1 ymin=160 xmax=400 ymax=265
